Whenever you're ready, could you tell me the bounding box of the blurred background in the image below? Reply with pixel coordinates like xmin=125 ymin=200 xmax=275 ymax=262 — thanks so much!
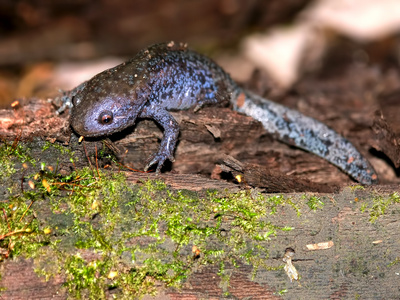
xmin=2 ymin=0 xmax=400 ymax=183
xmin=1 ymin=0 xmax=400 ymax=106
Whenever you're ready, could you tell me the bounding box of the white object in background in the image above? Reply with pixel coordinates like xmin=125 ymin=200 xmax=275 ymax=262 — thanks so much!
xmin=242 ymin=24 xmax=321 ymax=88
xmin=305 ymin=0 xmax=400 ymax=41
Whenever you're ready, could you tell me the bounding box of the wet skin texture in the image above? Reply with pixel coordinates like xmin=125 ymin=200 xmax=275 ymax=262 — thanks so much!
xmin=67 ymin=42 xmax=378 ymax=184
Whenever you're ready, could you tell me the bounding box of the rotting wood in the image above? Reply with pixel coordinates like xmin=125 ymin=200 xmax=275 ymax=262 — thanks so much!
xmin=0 ymin=97 xmax=366 ymax=188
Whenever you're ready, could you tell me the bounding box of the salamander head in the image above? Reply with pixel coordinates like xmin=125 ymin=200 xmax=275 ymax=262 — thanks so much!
xmin=70 ymin=82 xmax=149 ymax=138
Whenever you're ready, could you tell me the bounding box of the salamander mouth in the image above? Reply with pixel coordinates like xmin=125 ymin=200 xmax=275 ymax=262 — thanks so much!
xmin=70 ymin=121 xmax=112 ymax=138
xmin=69 ymin=121 xmax=92 ymax=138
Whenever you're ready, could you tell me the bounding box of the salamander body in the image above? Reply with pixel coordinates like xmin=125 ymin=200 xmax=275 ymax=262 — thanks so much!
xmin=64 ymin=41 xmax=377 ymax=184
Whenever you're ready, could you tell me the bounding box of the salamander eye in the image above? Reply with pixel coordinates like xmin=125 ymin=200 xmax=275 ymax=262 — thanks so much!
xmin=99 ymin=111 xmax=113 ymax=125
xmin=72 ymin=96 xmax=81 ymax=106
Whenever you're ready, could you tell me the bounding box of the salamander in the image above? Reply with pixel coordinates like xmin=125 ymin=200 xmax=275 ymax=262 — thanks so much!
xmin=60 ymin=41 xmax=378 ymax=184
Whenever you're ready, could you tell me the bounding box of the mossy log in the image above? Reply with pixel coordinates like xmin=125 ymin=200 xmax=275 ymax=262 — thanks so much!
xmin=0 ymin=98 xmax=400 ymax=299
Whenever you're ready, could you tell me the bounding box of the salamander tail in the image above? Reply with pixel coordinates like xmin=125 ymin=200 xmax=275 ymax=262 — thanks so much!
xmin=233 ymin=90 xmax=378 ymax=185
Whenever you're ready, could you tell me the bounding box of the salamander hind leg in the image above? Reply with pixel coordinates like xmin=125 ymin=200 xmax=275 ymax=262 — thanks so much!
xmin=193 ymin=93 xmax=219 ymax=112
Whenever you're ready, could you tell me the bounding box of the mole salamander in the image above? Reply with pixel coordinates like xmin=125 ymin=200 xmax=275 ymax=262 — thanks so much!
xmin=61 ymin=41 xmax=378 ymax=184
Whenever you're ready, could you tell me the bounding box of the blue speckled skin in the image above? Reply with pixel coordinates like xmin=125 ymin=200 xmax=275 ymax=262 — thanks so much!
xmin=68 ymin=41 xmax=377 ymax=184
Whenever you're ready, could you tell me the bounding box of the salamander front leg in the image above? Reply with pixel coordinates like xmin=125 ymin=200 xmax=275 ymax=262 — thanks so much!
xmin=140 ymin=106 xmax=179 ymax=173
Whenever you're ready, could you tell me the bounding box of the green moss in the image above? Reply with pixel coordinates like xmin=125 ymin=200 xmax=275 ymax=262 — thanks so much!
xmin=0 ymin=141 xmax=299 ymax=299
xmin=0 ymin=141 xmax=47 ymax=264
xmin=344 ymin=184 xmax=400 ymax=223
xmin=302 ymin=194 xmax=325 ymax=211
xmin=0 ymin=140 xmax=36 ymax=179
xmin=276 ymin=289 xmax=288 ymax=295
xmin=369 ymin=192 xmax=400 ymax=223
xmin=30 ymin=172 xmax=295 ymax=299
xmin=349 ymin=185 xmax=365 ymax=192
xmin=0 ymin=193 xmax=49 ymax=262
xmin=387 ymin=257 xmax=400 ymax=267
xmin=357 ymin=191 xmax=400 ymax=223
xmin=42 ymin=140 xmax=73 ymax=156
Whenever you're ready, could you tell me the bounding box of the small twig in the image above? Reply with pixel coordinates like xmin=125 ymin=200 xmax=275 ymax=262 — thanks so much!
xmin=95 ymin=144 xmax=101 ymax=179
xmin=10 ymin=130 xmax=22 ymax=152
xmin=115 ymin=161 xmax=147 ymax=173
xmin=2 ymin=208 xmax=11 ymax=231
xmin=82 ymin=139 xmax=94 ymax=170
xmin=0 ymin=229 xmax=30 ymax=240
xmin=19 ymin=200 xmax=34 ymax=222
